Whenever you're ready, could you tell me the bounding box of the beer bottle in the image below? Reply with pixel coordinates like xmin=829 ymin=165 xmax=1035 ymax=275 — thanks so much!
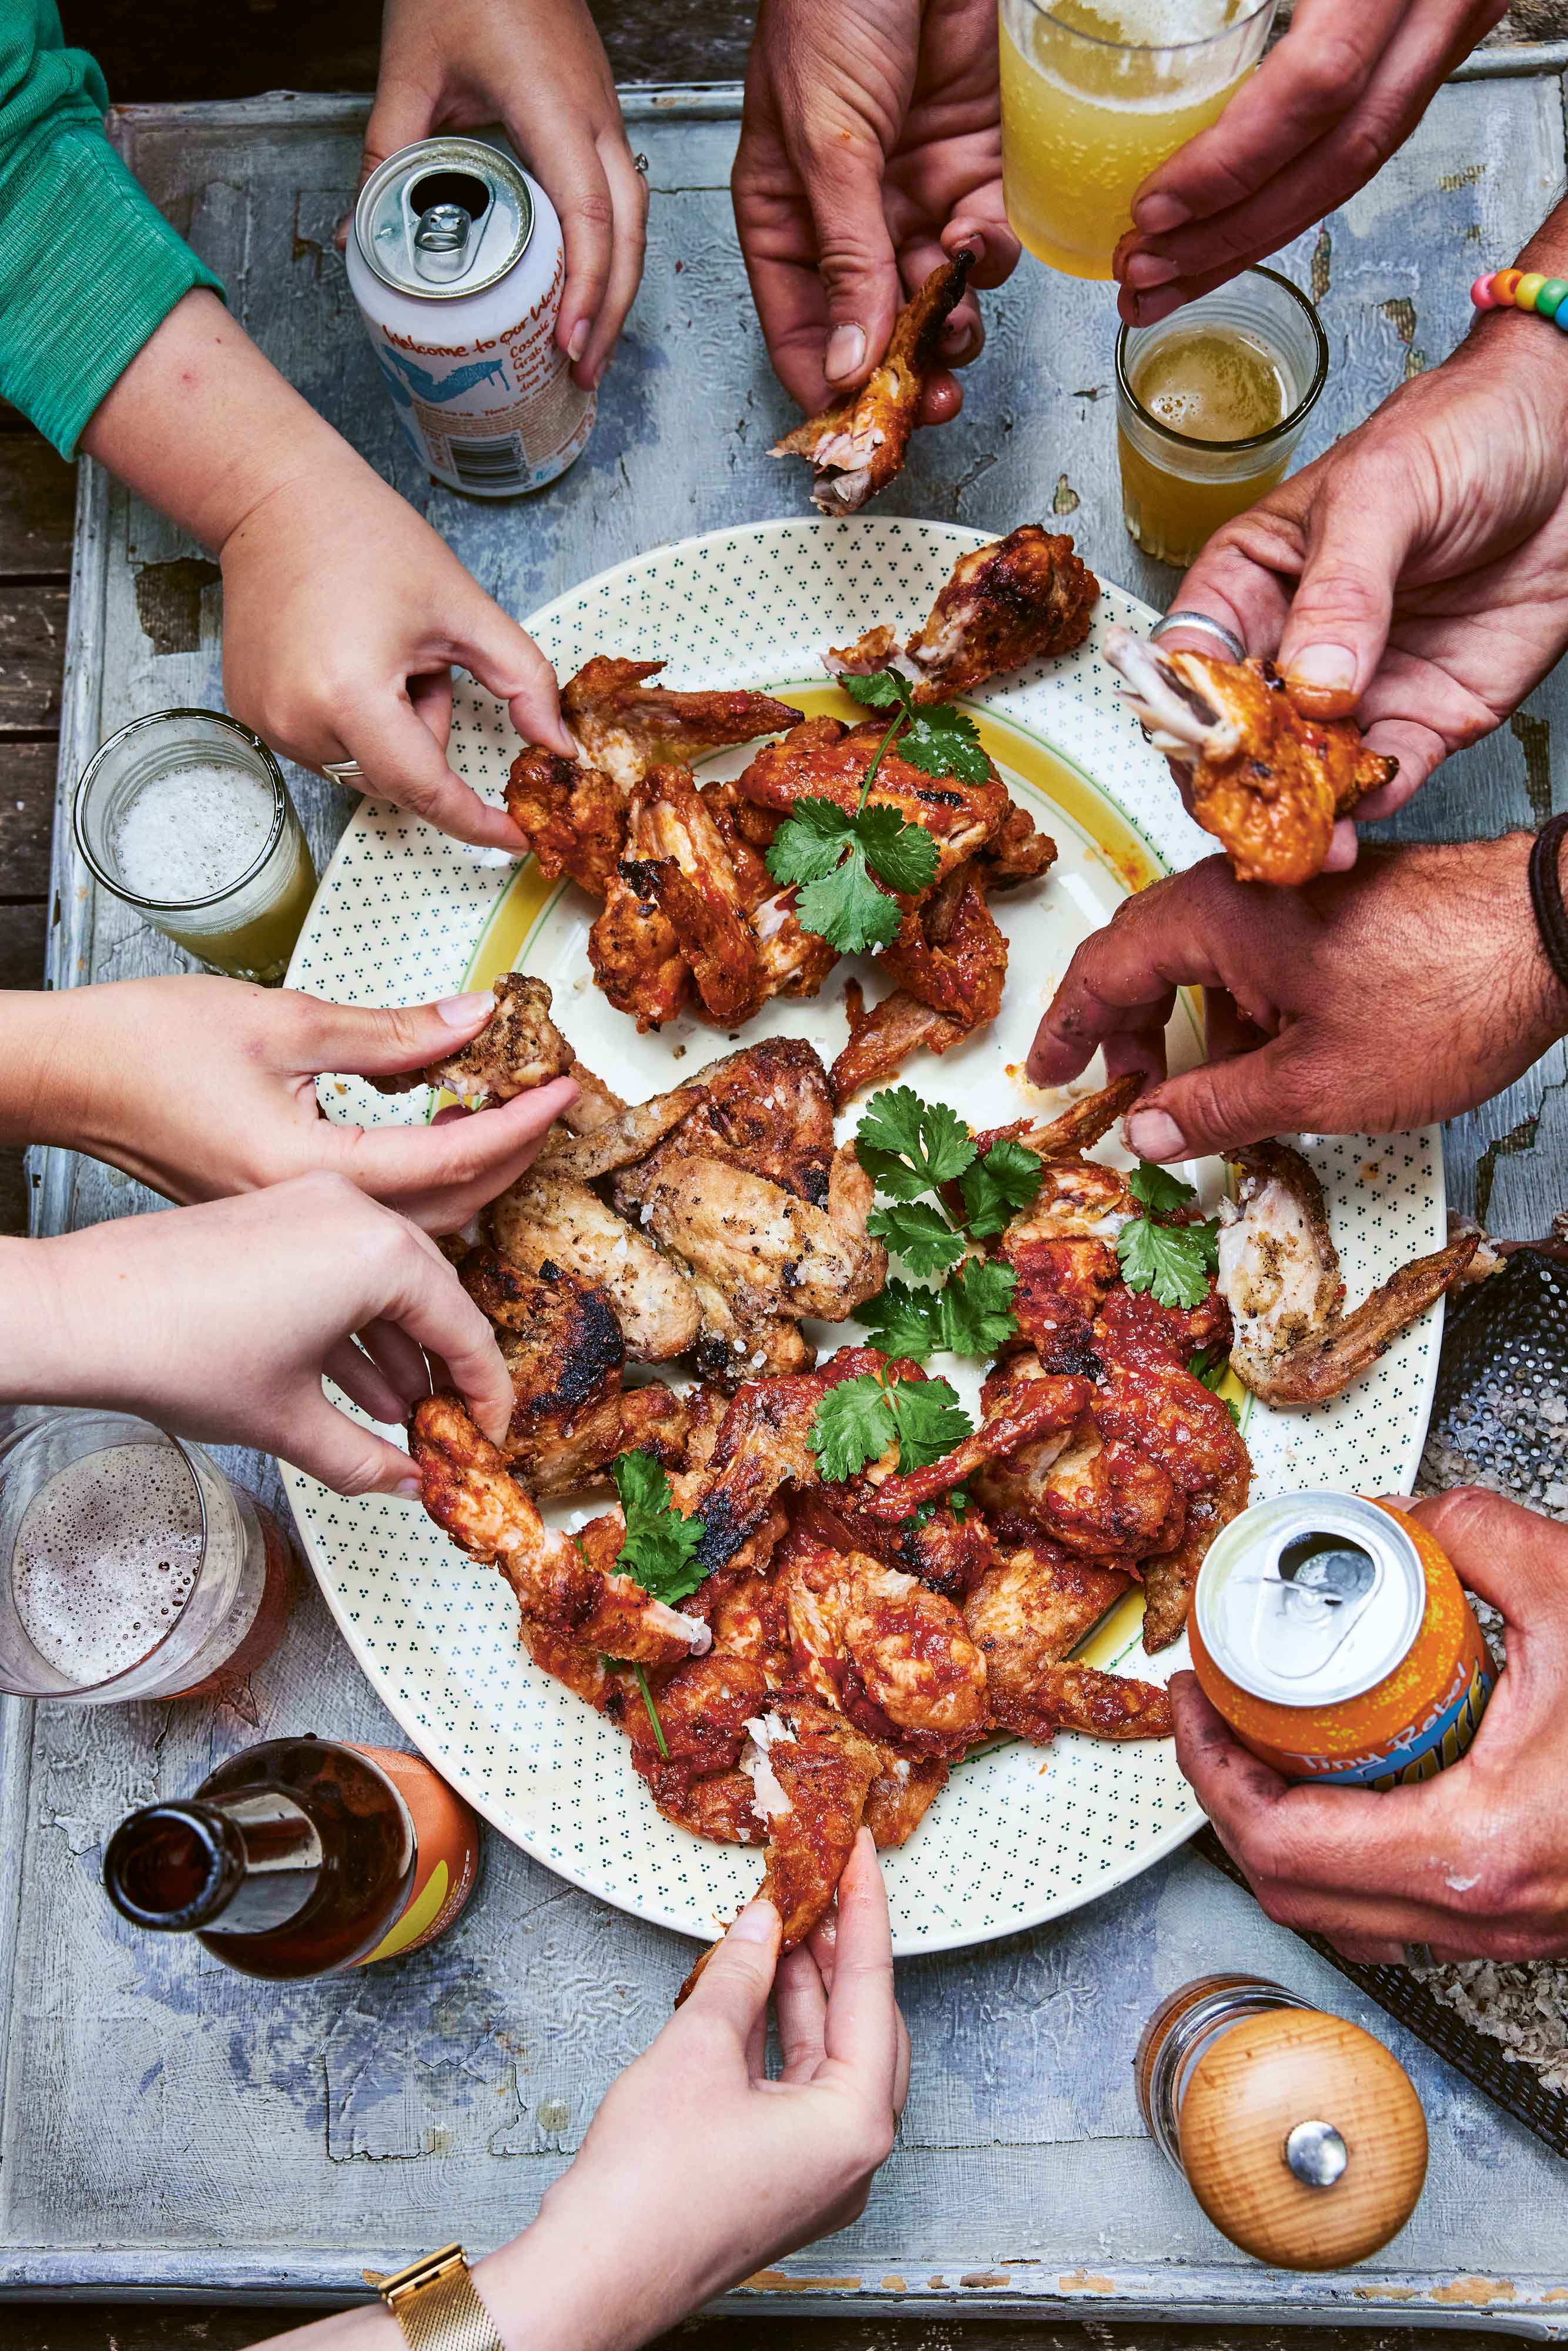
xmin=102 ymin=1736 xmax=482 ymax=1979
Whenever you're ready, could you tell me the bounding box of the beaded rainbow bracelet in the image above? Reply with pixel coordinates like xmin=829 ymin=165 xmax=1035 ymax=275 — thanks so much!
xmin=1471 ymin=268 xmax=1568 ymax=321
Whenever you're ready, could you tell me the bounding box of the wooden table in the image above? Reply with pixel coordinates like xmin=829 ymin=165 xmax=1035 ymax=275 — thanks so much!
xmin=6 ymin=54 xmax=1568 ymax=2351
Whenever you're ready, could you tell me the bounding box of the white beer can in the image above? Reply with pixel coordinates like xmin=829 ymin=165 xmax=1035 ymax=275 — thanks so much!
xmin=346 ymin=135 xmax=596 ymax=498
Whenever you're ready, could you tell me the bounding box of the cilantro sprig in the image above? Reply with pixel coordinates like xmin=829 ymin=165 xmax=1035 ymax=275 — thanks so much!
xmin=861 ymin=1258 xmax=1018 ymax=1363
xmin=854 ymin=1085 xmax=1043 ymax=1347
xmin=809 ymin=1364 xmax=974 ymax=1484
xmin=611 ymin=1451 xmax=708 ymax=1606
xmin=1115 ymin=1161 xmax=1221 ymax=1311
xmin=765 ymin=669 xmax=987 ymax=955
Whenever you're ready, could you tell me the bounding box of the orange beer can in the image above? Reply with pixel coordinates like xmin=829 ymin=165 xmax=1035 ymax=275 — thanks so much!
xmin=1189 ymin=1493 xmax=1493 ymax=1787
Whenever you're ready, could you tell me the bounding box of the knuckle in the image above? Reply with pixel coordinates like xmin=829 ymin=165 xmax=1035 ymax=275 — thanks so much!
xmin=1289 ymin=32 xmax=1376 ymax=112
xmin=333 ymin=1441 xmax=395 ymax=1498
xmin=571 ymin=188 xmax=616 ymax=234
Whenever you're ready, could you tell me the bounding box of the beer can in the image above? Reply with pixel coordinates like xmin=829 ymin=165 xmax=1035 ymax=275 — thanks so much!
xmin=346 ymin=134 xmax=596 ymax=498
xmin=1189 ymin=1492 xmax=1493 ymax=1787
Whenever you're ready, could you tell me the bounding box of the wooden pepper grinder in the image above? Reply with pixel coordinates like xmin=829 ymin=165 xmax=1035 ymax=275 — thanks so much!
xmin=1135 ymin=1975 xmax=1429 ymax=2270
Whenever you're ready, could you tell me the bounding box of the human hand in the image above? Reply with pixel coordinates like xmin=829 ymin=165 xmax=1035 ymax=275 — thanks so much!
xmin=1026 ymin=836 xmax=1567 ymax=1161
xmin=1146 ymin=319 xmax=1568 ymax=858
xmin=17 ymin=975 xmax=575 ymax=1233
xmin=731 ymin=0 xmax=1017 ymax=423
xmin=1171 ymin=1490 xmax=1568 ymax=1964
xmin=349 ymin=0 xmax=646 ymax=389
xmin=1115 ymin=0 xmax=1506 ymax=326
xmin=8 ymin=1176 xmax=512 ymax=1495
xmin=470 ymin=1831 xmax=907 ymax=2351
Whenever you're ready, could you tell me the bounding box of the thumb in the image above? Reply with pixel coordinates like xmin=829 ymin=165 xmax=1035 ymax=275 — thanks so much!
xmin=1275 ymin=458 xmax=1419 ymax=716
xmin=291 ymin=988 xmax=506 ymax=1079
xmin=1407 ymin=1488 xmax=1568 ymax=1651
xmin=276 ymin=1387 xmax=423 ymax=1498
xmin=802 ymin=138 xmax=902 ymax=390
xmin=682 ymin=1897 xmax=782 ymax=2037
xmin=448 ymin=596 xmax=575 ymax=762
xmin=1125 ymin=1030 xmax=1321 ymax=1160
xmin=336 ymin=79 xmax=435 ymax=249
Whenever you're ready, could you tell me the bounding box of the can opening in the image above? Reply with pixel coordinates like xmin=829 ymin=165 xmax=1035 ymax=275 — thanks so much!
xmin=409 ymin=170 xmax=492 ymax=223
xmin=1278 ymin=1534 xmax=1376 ymax=1607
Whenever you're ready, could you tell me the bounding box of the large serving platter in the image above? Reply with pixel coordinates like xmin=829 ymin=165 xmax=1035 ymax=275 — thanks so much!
xmin=283 ymin=516 xmax=1446 ymax=1956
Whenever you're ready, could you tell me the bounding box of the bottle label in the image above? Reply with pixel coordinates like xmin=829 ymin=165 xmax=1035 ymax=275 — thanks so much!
xmin=347 ymin=1745 xmax=483 ymax=1964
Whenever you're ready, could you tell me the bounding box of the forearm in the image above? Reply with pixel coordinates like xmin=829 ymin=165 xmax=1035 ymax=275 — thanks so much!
xmin=0 ymin=989 xmax=93 ymax=1152
xmin=79 ymin=290 xmax=378 ymax=556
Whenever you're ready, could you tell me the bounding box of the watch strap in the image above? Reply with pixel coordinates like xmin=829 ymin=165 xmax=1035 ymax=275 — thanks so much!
xmin=366 ymin=2243 xmax=505 ymax=2351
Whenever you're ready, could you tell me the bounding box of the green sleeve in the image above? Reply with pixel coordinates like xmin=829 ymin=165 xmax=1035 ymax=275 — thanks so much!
xmin=0 ymin=0 xmax=225 ymax=456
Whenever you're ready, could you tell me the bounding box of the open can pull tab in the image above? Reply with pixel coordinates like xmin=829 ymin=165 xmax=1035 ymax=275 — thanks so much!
xmin=413 ymin=202 xmax=474 ymax=283
xmin=1244 ymin=1529 xmax=1382 ymax=1683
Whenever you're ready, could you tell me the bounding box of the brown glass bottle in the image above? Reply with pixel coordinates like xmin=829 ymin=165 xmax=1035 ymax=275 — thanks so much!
xmin=102 ymin=1736 xmax=482 ymax=1979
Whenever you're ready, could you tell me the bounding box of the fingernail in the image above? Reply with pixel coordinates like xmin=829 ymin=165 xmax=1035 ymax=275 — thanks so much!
xmin=1285 ymin=645 xmax=1359 ymax=698
xmin=591 ymin=357 xmax=607 ymax=390
xmin=825 ymin=323 xmax=866 ymax=382
xmin=1123 ymin=250 xmax=1178 ymax=291
xmin=436 ymin=989 xmax=495 ymax=1026
xmin=567 ymin=317 xmax=589 ymax=364
xmin=727 ymin=1897 xmax=780 ymax=1944
xmin=1134 ymin=192 xmax=1190 ymax=235
xmin=1132 ymin=287 xmax=1183 ymax=329
xmin=1127 ymin=1108 xmax=1187 ymax=1161
xmin=394 ymin=1476 xmax=422 ymax=1499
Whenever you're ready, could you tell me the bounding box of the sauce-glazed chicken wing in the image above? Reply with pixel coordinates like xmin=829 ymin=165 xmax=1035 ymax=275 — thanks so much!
xmin=739 ymin=1700 xmax=883 ymax=1946
xmin=738 ymin=714 xmax=1009 ymax=889
xmin=626 ymin=1652 xmax=773 ymax=1844
xmin=905 ymin=525 xmax=1099 ymax=699
xmin=409 ymin=1392 xmax=708 ymax=1667
xmin=371 ymin=973 xmax=573 ymax=1106
xmin=504 ymin=748 xmax=626 ymax=897
xmin=772 ymin=252 xmax=973 ymax=515
xmin=778 ymin=1533 xmax=989 ymax=1759
xmin=1217 ymin=1140 xmax=1479 ymax=1404
xmin=963 ymin=1536 xmax=1168 ymax=1743
xmin=561 ymin=657 xmax=803 ymax=791
xmin=829 ymin=863 xmax=1008 ymax=1106
xmin=1104 ymin=626 xmax=1397 ymax=885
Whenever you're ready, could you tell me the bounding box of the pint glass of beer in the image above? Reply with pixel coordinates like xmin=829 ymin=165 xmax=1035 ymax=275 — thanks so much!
xmin=1000 ymin=0 xmax=1278 ymax=282
xmin=0 ymin=1411 xmax=299 ymax=1701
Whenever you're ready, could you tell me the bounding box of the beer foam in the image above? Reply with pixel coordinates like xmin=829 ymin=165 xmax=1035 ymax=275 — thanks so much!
xmin=1066 ymin=0 xmax=1247 ymax=42
xmin=13 ymin=1443 xmax=203 ymax=1686
xmin=110 ymin=765 xmax=274 ymax=903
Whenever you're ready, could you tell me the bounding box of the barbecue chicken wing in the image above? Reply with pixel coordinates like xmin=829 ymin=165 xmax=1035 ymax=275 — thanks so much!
xmin=864 ymin=1752 xmax=949 ymax=1847
xmin=738 ymin=714 xmax=1009 ymax=889
xmin=490 ymin=1164 xmax=702 ymax=1361
xmin=739 ymin=1700 xmax=884 ymax=1945
xmin=778 ymin=1533 xmax=989 ymax=1759
xmin=505 ymin=749 xmax=626 ymax=896
xmin=1217 ymin=1141 xmax=1479 ymax=1405
xmin=969 ymin=1355 xmax=1179 ymax=1561
xmin=458 ymin=1247 xmax=688 ymax=1496
xmin=669 ymin=1347 xmax=892 ymax=1574
xmin=857 ymin=1366 xmax=1093 ymax=1522
xmin=592 ymin=763 xmax=769 ymax=1029
xmin=963 ymin=1535 xmax=1169 ymax=1743
xmin=829 ymin=864 xmax=1009 ymax=1105
xmin=1104 ymin=626 xmax=1397 ymax=886
xmin=371 ymin=973 xmax=573 ymax=1105
xmin=409 ymin=1392 xmax=708 ymax=1666
xmin=561 ymin=658 xmax=802 ymax=791
xmin=907 ymin=526 xmax=1099 ymax=698
xmin=626 ymin=1652 xmax=773 ymax=1844
xmin=772 ymin=252 xmax=973 ymax=515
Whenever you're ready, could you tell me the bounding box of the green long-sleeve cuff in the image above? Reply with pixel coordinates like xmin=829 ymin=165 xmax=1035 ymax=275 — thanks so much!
xmin=0 ymin=120 xmax=223 ymax=457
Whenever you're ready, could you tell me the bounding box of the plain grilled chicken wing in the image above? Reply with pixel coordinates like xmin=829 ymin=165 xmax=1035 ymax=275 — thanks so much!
xmin=1104 ymin=626 xmax=1397 ymax=886
xmin=371 ymin=973 xmax=574 ymax=1106
xmin=504 ymin=748 xmax=626 ymax=897
xmin=963 ymin=1536 xmax=1169 ymax=1743
xmin=904 ymin=525 xmax=1100 ymax=699
xmin=738 ymin=714 xmax=1009 ymax=889
xmin=409 ymin=1392 xmax=708 ymax=1666
xmin=1217 ymin=1140 xmax=1479 ymax=1404
xmin=828 ymin=863 xmax=1007 ymax=1105
xmin=490 ymin=1166 xmax=702 ymax=1362
xmin=561 ymin=657 xmax=803 ymax=791
xmin=772 ymin=252 xmax=973 ymax=515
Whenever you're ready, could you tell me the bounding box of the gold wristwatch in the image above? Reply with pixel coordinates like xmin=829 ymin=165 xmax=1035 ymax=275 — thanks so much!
xmin=366 ymin=2243 xmax=505 ymax=2351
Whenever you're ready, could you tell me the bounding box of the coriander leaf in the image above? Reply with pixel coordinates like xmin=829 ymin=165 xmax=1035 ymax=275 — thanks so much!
xmin=808 ymin=1372 xmax=897 ymax=1482
xmin=631 ymin=1663 xmax=669 ymax=1759
xmin=856 ymin=801 xmax=939 ymax=897
xmin=949 ymin=1485 xmax=972 ymax=1521
xmin=913 ymin=1482 xmax=971 ymax=1529
xmin=859 ymin=1278 xmax=943 ymax=1364
xmin=839 ymin=667 xmax=910 ymax=711
xmin=886 ymin=1375 xmax=973 ymax=1471
xmin=857 ymin=1146 xmax=937 ymax=1203
xmin=1128 ymin=1159 xmax=1198 ymax=1214
xmin=795 ymin=842 xmax=902 ymax=955
xmin=610 ymin=1450 xmax=708 ymax=1604
xmin=960 ymin=1138 xmax=1046 ymax=1238
xmin=1117 ymin=1217 xmax=1218 ymax=1311
xmin=1188 ymin=1348 xmax=1241 ymax=1426
xmin=900 ymin=705 xmax=991 ymax=788
xmin=857 ymin=1087 xmax=976 ymax=1191
xmin=936 ymin=1255 xmax=1018 ymax=1356
xmin=765 ymin=797 xmax=856 ymax=888
xmin=868 ymin=1200 xmax=967 ymax=1277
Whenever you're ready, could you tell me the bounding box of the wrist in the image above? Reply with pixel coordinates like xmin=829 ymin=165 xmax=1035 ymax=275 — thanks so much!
xmin=0 ymin=990 xmax=95 ymax=1154
xmin=473 ymin=2170 xmax=703 ymax=2351
xmin=0 ymin=1235 xmax=89 ymax=1409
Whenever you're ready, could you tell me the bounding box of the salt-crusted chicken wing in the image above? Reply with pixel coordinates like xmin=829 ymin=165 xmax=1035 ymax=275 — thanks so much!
xmin=738 ymin=714 xmax=1009 ymax=890
xmin=963 ymin=1535 xmax=1169 ymax=1743
xmin=534 ymin=1082 xmax=706 ymax=1183
xmin=1104 ymin=626 xmax=1397 ymax=886
xmin=778 ymin=1534 xmax=989 ymax=1759
xmin=1217 ymin=1140 xmax=1479 ymax=1405
xmin=639 ymin=1038 xmax=837 ymax=1203
xmin=828 ymin=863 xmax=1007 ymax=1106
xmin=459 ymin=1247 xmax=688 ymax=1496
xmin=409 ymin=1392 xmax=708 ymax=1667
xmin=371 ymin=973 xmax=573 ymax=1106
xmin=561 ymin=658 xmax=803 ymax=792
xmin=772 ymin=252 xmax=973 ymax=516
xmin=490 ymin=1165 xmax=702 ymax=1362
xmin=905 ymin=525 xmax=1100 ymax=699
xmin=618 ymin=1144 xmax=887 ymax=1326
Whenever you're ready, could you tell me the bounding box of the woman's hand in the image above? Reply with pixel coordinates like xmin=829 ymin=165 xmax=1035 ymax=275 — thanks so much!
xmin=4 ymin=1176 xmax=512 ymax=1496
xmin=731 ymin=0 xmax=1017 ymax=424
xmin=1115 ymin=0 xmax=1506 ymax=326
xmin=1026 ymin=837 xmax=1567 ymax=1161
xmin=350 ymin=0 xmax=647 ymax=389
xmin=1173 ymin=1491 xmax=1568 ymax=1965
xmin=1150 ymin=299 xmax=1568 ymax=851
xmin=12 ymin=976 xmax=576 ymax=1234
xmin=81 ymin=293 xmax=574 ymax=853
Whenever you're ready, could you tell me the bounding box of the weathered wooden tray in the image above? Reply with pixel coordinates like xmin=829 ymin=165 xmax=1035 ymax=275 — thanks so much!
xmin=7 ymin=79 xmax=1568 ymax=2327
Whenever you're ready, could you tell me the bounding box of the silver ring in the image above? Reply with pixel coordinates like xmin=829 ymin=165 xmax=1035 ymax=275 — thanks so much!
xmin=632 ymin=152 xmax=649 ymax=176
xmin=321 ymin=758 xmax=366 ymax=783
xmin=1401 ymin=1942 xmax=1436 ymax=1970
xmin=1151 ymin=609 xmax=1247 ymax=662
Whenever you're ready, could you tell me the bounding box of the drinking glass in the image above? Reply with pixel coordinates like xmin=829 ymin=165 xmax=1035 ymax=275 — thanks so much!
xmin=1000 ymin=0 xmax=1279 ymax=282
xmin=73 ymin=709 xmax=317 ymax=984
xmin=0 ymin=1410 xmax=300 ymax=1702
xmin=1115 ymin=265 xmax=1328 ymax=569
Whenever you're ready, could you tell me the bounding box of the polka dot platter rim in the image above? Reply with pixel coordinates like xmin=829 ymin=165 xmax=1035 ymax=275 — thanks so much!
xmin=283 ymin=515 xmax=1447 ymax=1957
